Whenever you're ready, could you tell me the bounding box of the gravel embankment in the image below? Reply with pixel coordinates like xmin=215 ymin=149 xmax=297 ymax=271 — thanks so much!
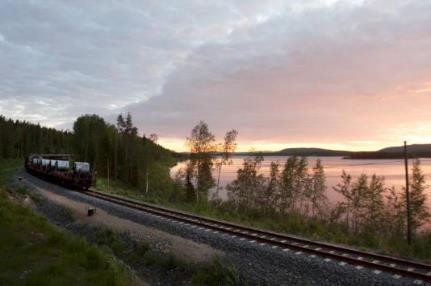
xmin=26 ymin=182 xmax=203 ymax=285
xmin=19 ymin=170 xmax=428 ymax=286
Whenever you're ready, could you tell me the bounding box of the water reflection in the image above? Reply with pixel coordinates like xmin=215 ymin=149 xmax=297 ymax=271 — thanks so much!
xmin=170 ymin=156 xmax=431 ymax=208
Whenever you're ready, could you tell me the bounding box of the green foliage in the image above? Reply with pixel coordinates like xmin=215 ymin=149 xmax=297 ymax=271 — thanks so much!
xmin=73 ymin=114 xmax=110 ymax=173
xmin=0 ymin=159 xmax=21 ymax=186
xmin=334 ymin=173 xmax=386 ymax=234
xmin=0 ymin=113 xmax=179 ymax=194
xmin=0 ymin=188 xmax=133 ymax=286
xmin=79 ymin=227 xmax=150 ymax=267
xmin=227 ymin=155 xmax=328 ymax=219
xmin=143 ymin=251 xmax=187 ymax=272
xmin=186 ymin=121 xmax=216 ymax=203
xmin=308 ymin=159 xmax=327 ymax=217
xmin=71 ymin=113 xmax=179 ymax=190
xmin=4 ymin=113 xmax=429 ymax=263
xmin=192 ymin=258 xmax=242 ymax=286
xmin=166 ymin=155 xmax=431 ymax=262
xmin=79 ymin=225 xmax=244 ymax=285
xmin=0 ymin=115 xmax=72 ymax=159
xmin=227 ymin=155 xmax=265 ymax=212
xmin=407 ymin=159 xmax=431 ymax=233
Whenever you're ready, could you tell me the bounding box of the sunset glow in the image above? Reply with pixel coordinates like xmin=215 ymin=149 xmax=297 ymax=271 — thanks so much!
xmin=1 ymin=1 xmax=431 ymax=152
xmin=2 ymin=2 xmax=431 ymax=277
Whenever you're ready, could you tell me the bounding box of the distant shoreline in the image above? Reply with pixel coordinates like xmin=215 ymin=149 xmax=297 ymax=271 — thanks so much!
xmin=228 ymin=153 xmax=431 ymax=159
xmin=179 ymin=144 xmax=431 ymax=160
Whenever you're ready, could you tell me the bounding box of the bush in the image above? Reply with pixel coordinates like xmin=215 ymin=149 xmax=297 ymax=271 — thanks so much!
xmin=192 ymin=258 xmax=242 ymax=286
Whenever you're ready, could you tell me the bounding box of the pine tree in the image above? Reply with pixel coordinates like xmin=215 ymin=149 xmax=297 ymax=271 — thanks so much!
xmin=116 ymin=114 xmax=126 ymax=133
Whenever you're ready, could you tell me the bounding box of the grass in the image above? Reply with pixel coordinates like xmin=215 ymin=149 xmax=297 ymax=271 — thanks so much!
xmin=0 ymin=160 xmax=242 ymax=285
xmin=157 ymin=202 xmax=431 ymax=262
xmin=95 ymin=175 xmax=431 ymax=263
xmin=0 ymin=159 xmax=21 ymax=186
xmin=192 ymin=258 xmax=241 ymax=286
xmin=0 ymin=159 xmax=136 ymax=285
xmin=0 ymin=188 xmax=135 ymax=286
xmin=81 ymin=226 xmax=244 ymax=285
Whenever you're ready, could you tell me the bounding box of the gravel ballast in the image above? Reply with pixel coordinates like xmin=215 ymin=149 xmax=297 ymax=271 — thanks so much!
xmin=19 ymin=170 xmax=429 ymax=286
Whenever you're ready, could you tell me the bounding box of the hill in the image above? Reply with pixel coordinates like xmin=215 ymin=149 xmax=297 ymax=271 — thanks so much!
xmin=379 ymin=144 xmax=431 ymax=153
xmin=230 ymin=144 xmax=431 ymax=159
xmin=276 ymin=147 xmax=351 ymax=156
xmin=349 ymin=143 xmax=431 ymax=159
xmin=228 ymin=148 xmax=351 ymax=157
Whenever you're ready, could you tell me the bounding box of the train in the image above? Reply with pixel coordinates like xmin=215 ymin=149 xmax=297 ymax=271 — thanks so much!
xmin=25 ymin=154 xmax=95 ymax=190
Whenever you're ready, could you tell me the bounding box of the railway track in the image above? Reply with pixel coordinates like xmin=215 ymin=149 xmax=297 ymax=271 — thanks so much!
xmin=83 ymin=189 xmax=431 ymax=283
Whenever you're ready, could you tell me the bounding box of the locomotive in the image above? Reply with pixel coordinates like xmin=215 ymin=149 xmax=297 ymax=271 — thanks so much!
xmin=25 ymin=154 xmax=94 ymax=190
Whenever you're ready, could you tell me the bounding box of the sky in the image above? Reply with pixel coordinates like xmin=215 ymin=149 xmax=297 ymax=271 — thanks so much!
xmin=1 ymin=0 xmax=431 ymax=152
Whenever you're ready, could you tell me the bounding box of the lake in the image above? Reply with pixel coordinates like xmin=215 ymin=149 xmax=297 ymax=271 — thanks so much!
xmin=170 ymin=156 xmax=431 ymax=209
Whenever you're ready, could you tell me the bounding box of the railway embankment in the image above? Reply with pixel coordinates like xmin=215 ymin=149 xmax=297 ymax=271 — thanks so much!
xmin=0 ymin=186 xmax=140 ymax=285
xmin=18 ymin=169 xmax=427 ymax=286
xmin=16 ymin=170 xmax=243 ymax=285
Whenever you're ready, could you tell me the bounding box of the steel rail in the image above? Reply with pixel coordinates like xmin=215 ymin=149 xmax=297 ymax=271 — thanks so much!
xmin=83 ymin=189 xmax=431 ymax=282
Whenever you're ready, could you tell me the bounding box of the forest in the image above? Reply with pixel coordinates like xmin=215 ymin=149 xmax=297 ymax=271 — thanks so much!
xmin=0 ymin=114 xmax=179 ymax=193
xmin=0 ymin=115 xmax=72 ymax=158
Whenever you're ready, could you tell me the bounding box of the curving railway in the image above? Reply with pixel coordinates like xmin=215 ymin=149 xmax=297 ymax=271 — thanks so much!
xmin=81 ymin=188 xmax=431 ymax=283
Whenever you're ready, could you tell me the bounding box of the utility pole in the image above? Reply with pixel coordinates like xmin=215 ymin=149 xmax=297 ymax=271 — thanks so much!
xmin=404 ymin=141 xmax=412 ymax=245
xmin=145 ymin=169 xmax=149 ymax=194
xmin=114 ymin=134 xmax=118 ymax=180
xmin=107 ymin=158 xmax=110 ymax=193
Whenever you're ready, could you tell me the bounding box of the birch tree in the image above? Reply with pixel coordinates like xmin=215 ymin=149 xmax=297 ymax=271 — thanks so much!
xmin=186 ymin=121 xmax=216 ymax=203
xmin=215 ymin=130 xmax=238 ymax=196
xmin=406 ymin=159 xmax=430 ymax=235
xmin=308 ymin=159 xmax=327 ymax=218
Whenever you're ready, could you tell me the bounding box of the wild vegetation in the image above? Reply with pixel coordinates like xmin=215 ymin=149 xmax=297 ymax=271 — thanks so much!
xmin=0 ymin=114 xmax=179 ymax=195
xmin=155 ymin=122 xmax=431 ymax=261
xmin=2 ymin=114 xmax=430 ymax=262
xmin=0 ymin=156 xmax=241 ymax=285
xmin=222 ymin=155 xmax=430 ymax=256
xmin=72 ymin=113 xmax=179 ymax=191
xmin=93 ymin=120 xmax=431 ymax=260
xmin=75 ymin=226 xmax=242 ymax=286
xmin=0 ymin=115 xmax=72 ymax=158
xmin=0 ymin=160 xmax=135 ymax=286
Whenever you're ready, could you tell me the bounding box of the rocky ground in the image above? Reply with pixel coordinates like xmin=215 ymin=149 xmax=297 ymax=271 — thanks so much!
xmin=17 ymin=170 xmax=428 ymax=286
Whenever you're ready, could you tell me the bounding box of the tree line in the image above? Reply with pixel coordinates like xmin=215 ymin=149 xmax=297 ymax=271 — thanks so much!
xmin=0 ymin=114 xmax=178 ymax=193
xmin=0 ymin=115 xmax=72 ymax=159
xmin=176 ymin=121 xmax=430 ymax=244
xmin=72 ymin=113 xmax=177 ymax=190
xmin=227 ymin=156 xmax=327 ymax=219
xmin=226 ymin=156 xmax=430 ymax=240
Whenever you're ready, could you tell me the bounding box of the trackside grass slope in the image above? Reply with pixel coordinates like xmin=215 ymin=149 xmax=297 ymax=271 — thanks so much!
xmin=1 ymin=160 xmax=243 ymax=285
xmin=95 ymin=176 xmax=431 ymax=263
xmin=0 ymin=187 xmax=134 ymax=286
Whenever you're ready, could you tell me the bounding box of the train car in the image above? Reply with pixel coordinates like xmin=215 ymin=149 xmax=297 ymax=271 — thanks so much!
xmin=25 ymin=154 xmax=94 ymax=190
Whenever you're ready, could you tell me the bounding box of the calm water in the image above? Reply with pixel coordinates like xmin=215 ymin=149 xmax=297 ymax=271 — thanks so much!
xmin=170 ymin=156 xmax=431 ymax=209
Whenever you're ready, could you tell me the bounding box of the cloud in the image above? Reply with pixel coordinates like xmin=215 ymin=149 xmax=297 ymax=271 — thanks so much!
xmin=126 ymin=0 xmax=431 ymax=150
xmin=1 ymin=0 xmax=431 ymax=150
xmin=1 ymin=0 xmax=277 ymax=125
